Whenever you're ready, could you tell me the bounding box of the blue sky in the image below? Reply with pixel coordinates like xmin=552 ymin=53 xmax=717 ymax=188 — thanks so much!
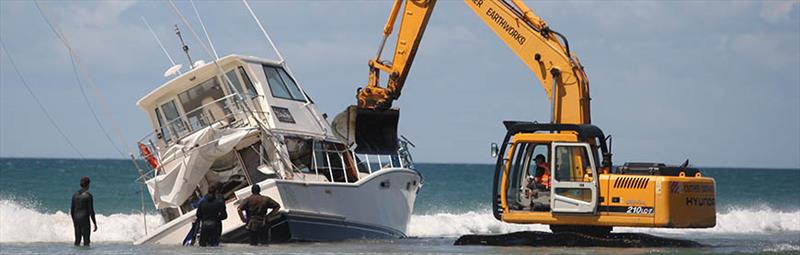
xmin=1 ymin=1 xmax=798 ymax=168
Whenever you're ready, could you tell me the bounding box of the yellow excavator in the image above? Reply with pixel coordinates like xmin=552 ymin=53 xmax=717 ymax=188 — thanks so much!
xmin=332 ymin=0 xmax=716 ymax=234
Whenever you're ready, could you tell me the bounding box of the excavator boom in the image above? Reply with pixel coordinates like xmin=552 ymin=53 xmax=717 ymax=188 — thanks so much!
xmin=333 ymin=0 xmax=590 ymax=153
xmin=464 ymin=0 xmax=590 ymax=125
xmin=333 ymin=0 xmax=436 ymax=153
xmin=332 ymin=0 xmax=716 ymax=233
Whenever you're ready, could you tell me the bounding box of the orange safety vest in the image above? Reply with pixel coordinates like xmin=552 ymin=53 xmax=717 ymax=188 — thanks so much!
xmin=539 ymin=167 xmax=551 ymax=189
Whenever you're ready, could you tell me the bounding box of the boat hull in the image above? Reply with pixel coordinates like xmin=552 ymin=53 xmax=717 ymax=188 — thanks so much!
xmin=134 ymin=168 xmax=421 ymax=245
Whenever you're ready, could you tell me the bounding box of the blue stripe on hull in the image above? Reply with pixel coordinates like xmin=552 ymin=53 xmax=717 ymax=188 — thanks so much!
xmin=220 ymin=213 xmax=406 ymax=243
xmin=285 ymin=214 xmax=406 ymax=241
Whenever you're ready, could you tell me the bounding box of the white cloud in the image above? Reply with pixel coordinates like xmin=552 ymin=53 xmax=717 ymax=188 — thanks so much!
xmin=760 ymin=1 xmax=799 ymax=23
xmin=63 ymin=1 xmax=137 ymax=28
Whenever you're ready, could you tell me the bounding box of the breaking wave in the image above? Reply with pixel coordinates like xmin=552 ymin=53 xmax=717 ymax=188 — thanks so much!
xmin=0 ymin=199 xmax=162 ymax=243
xmin=408 ymin=206 xmax=800 ymax=237
xmin=2 ymin=198 xmax=798 ymax=243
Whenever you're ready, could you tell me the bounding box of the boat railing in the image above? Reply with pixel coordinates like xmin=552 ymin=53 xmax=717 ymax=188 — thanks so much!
xmin=137 ymin=93 xmax=265 ymax=150
xmin=305 ymin=138 xmax=415 ymax=183
xmin=354 ymin=137 xmax=415 ymax=171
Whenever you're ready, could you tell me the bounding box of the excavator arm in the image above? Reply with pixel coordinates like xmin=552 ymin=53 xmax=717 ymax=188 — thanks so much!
xmin=333 ymin=0 xmax=436 ymax=153
xmin=358 ymin=0 xmax=437 ymax=111
xmin=333 ymin=0 xmax=590 ymax=154
xmin=464 ymin=0 xmax=590 ymax=125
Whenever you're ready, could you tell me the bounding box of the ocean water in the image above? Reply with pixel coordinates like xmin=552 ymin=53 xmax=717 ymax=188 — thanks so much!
xmin=0 ymin=158 xmax=798 ymax=254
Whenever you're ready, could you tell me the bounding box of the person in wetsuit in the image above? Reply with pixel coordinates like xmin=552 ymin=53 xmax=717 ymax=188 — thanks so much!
xmin=70 ymin=176 xmax=97 ymax=246
xmin=237 ymin=185 xmax=281 ymax=246
xmin=196 ymin=182 xmax=227 ymax=246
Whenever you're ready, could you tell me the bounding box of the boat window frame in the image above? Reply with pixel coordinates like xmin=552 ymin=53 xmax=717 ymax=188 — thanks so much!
xmin=159 ymin=99 xmax=187 ymax=138
xmin=262 ymin=64 xmax=307 ymax=102
xmin=154 ymin=107 xmax=171 ymax=143
xmin=238 ymin=66 xmax=258 ymax=99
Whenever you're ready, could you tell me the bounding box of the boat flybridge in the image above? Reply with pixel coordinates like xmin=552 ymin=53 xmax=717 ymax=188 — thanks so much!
xmin=133 ymin=55 xmax=421 ymax=245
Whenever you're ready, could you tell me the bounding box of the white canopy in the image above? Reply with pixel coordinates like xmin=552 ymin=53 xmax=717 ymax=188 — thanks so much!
xmin=146 ymin=126 xmax=255 ymax=209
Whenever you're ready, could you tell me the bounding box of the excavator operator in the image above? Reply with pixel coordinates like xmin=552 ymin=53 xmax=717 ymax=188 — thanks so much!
xmin=532 ymin=154 xmax=551 ymax=190
xmin=526 ymin=154 xmax=551 ymax=211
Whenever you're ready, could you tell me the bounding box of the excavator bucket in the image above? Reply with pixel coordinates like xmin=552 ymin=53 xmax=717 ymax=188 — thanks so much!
xmin=331 ymin=105 xmax=399 ymax=154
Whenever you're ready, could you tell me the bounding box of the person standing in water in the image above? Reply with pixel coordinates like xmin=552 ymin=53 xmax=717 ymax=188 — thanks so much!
xmin=70 ymin=176 xmax=97 ymax=246
xmin=196 ymin=182 xmax=227 ymax=246
xmin=237 ymin=185 xmax=281 ymax=246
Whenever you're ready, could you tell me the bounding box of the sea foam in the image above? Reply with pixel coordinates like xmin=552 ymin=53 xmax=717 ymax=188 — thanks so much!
xmin=407 ymin=206 xmax=800 ymax=237
xmin=0 ymin=199 xmax=162 ymax=243
xmin=2 ymin=199 xmax=798 ymax=243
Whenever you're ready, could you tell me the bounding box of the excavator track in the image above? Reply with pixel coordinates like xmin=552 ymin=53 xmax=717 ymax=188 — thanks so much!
xmin=454 ymin=231 xmax=702 ymax=248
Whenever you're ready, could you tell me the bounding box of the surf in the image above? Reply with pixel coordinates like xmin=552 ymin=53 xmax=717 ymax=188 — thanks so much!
xmin=3 ymin=197 xmax=799 ymax=243
xmin=407 ymin=206 xmax=800 ymax=237
xmin=0 ymin=199 xmax=161 ymax=243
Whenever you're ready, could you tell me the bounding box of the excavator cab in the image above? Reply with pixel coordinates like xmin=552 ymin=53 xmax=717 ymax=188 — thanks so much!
xmin=332 ymin=105 xmax=400 ymax=154
xmin=492 ymin=121 xmax=611 ymax=221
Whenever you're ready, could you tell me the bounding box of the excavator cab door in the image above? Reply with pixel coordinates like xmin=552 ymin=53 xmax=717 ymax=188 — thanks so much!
xmin=550 ymin=142 xmax=599 ymax=214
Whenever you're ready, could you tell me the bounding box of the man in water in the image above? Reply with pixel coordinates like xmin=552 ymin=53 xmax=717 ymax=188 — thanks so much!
xmin=237 ymin=185 xmax=281 ymax=246
xmin=196 ymin=182 xmax=227 ymax=246
xmin=70 ymin=176 xmax=97 ymax=246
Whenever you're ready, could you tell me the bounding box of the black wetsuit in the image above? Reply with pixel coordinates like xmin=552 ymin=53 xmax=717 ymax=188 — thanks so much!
xmin=196 ymin=194 xmax=227 ymax=246
xmin=238 ymin=194 xmax=280 ymax=245
xmin=70 ymin=189 xmax=96 ymax=246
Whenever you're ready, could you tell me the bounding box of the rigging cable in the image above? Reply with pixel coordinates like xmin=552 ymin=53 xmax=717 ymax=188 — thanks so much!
xmin=67 ymin=51 xmax=125 ymax=157
xmin=0 ymin=40 xmax=86 ymax=159
xmin=33 ymin=0 xmax=131 ymax=158
xmin=189 ymin=0 xmax=219 ymax=60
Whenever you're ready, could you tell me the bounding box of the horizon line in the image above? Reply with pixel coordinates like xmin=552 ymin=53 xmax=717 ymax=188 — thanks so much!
xmin=0 ymin=156 xmax=798 ymax=170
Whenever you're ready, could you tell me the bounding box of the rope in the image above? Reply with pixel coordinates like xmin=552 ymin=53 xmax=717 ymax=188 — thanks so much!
xmin=67 ymin=50 xmax=126 ymax=157
xmin=33 ymin=0 xmax=130 ymax=158
xmin=0 ymin=40 xmax=86 ymax=159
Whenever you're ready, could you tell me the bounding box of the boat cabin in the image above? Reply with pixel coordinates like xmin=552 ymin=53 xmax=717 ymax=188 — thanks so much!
xmin=137 ymin=55 xmax=331 ymax=147
xmin=135 ymin=55 xmax=413 ymax=220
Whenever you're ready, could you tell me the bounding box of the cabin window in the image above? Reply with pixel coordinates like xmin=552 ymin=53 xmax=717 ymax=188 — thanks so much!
xmin=553 ymin=145 xmax=593 ymax=182
xmin=284 ymin=137 xmax=313 ymax=172
xmin=224 ymin=67 xmax=258 ymax=99
xmin=237 ymin=142 xmax=272 ymax=184
xmin=239 ymin=66 xmax=257 ymax=98
xmin=178 ymin=77 xmax=228 ymax=130
xmin=154 ymin=108 xmax=171 ymax=143
xmin=224 ymin=70 xmax=242 ymax=96
xmin=505 ymin=142 xmax=550 ymax=211
xmin=160 ymin=100 xmax=186 ymax=137
xmin=263 ymin=65 xmax=305 ymax=102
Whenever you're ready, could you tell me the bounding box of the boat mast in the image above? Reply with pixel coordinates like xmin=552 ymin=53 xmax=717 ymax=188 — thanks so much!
xmin=175 ymin=25 xmax=194 ymax=69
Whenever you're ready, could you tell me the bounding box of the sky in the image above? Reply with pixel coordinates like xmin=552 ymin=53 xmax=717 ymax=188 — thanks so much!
xmin=0 ymin=1 xmax=798 ymax=169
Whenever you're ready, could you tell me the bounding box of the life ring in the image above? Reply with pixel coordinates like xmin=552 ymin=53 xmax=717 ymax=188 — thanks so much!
xmin=138 ymin=143 xmax=160 ymax=170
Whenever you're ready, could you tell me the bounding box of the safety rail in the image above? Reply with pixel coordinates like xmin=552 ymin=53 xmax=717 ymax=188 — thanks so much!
xmin=353 ymin=136 xmax=415 ymax=174
xmin=307 ymin=138 xmax=416 ymax=183
xmin=137 ymin=93 xmax=269 ymax=148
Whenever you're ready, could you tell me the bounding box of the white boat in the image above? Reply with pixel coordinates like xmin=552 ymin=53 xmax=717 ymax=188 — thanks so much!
xmin=132 ymin=55 xmax=421 ymax=245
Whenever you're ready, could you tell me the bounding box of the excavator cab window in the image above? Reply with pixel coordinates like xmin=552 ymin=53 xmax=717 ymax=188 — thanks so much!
xmin=504 ymin=141 xmax=551 ymax=212
xmin=550 ymin=143 xmax=599 ymax=214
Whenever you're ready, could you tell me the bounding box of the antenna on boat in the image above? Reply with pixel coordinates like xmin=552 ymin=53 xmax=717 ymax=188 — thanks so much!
xmin=174 ymin=25 xmax=194 ymax=69
xmin=190 ymin=0 xmax=219 ymax=60
xmin=141 ymin=17 xmax=182 ymax=76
